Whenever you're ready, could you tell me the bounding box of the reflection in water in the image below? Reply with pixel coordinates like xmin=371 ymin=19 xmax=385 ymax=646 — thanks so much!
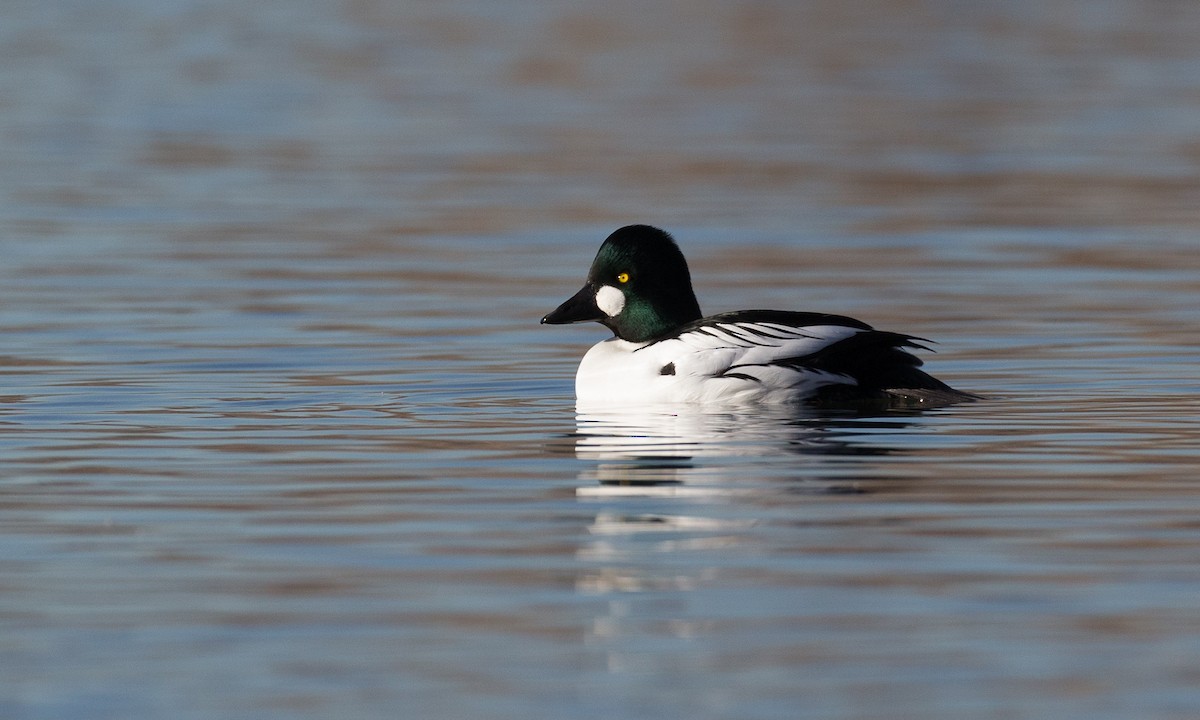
xmin=568 ymin=404 xmax=934 ymax=686
xmin=576 ymin=406 xmax=841 ymax=459
xmin=570 ymin=404 xmax=914 ymax=601
xmin=572 ymin=404 xmax=910 ymax=490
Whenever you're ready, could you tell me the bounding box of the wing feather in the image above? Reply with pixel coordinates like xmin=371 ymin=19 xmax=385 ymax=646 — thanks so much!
xmin=580 ymin=310 xmax=966 ymax=405
xmin=646 ymin=318 xmax=867 ymax=386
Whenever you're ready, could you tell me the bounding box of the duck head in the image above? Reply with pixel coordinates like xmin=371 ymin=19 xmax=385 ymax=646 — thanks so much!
xmin=541 ymin=225 xmax=703 ymax=343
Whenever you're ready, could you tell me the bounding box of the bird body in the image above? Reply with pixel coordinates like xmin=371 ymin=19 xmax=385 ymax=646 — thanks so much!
xmin=542 ymin=225 xmax=973 ymax=408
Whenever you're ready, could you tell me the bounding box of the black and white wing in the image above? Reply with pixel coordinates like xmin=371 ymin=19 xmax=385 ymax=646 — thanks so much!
xmin=644 ymin=310 xmax=950 ymax=396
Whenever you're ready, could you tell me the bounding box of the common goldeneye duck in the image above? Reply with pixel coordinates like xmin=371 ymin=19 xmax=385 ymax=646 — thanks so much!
xmin=541 ymin=224 xmax=976 ymax=407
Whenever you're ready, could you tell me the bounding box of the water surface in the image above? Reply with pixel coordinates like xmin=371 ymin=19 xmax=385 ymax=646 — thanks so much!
xmin=3 ymin=2 xmax=1200 ymax=719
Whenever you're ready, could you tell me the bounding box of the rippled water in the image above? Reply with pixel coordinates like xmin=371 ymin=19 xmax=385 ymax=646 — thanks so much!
xmin=3 ymin=2 xmax=1200 ymax=719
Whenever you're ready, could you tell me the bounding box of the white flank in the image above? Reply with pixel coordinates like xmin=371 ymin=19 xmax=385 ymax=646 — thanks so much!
xmin=595 ymin=285 xmax=626 ymax=317
xmin=573 ymin=323 xmax=864 ymax=407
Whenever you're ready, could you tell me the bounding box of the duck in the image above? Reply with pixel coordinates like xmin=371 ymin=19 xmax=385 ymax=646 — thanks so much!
xmin=541 ymin=225 xmax=975 ymax=407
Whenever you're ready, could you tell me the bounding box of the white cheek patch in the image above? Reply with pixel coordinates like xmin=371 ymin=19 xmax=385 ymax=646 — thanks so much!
xmin=595 ymin=285 xmax=626 ymax=317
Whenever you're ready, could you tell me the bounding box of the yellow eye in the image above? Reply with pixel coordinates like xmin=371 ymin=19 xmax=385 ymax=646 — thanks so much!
xmin=616 ymin=272 xmax=630 ymax=284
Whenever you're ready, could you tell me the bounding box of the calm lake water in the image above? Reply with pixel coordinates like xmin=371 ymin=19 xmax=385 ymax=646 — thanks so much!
xmin=3 ymin=2 xmax=1200 ymax=719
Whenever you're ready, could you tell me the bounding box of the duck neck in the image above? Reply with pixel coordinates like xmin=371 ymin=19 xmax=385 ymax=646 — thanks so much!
xmin=611 ymin=291 xmax=701 ymax=343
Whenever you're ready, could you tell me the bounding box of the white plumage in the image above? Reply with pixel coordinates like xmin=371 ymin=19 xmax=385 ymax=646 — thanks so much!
xmin=576 ymin=322 xmax=865 ymax=407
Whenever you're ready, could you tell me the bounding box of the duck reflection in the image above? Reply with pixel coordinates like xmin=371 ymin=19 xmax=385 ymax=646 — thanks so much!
xmin=569 ymin=404 xmax=918 ymax=596
xmin=571 ymin=404 xmax=909 ymax=494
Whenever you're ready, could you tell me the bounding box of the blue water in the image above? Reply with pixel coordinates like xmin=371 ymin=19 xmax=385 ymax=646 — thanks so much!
xmin=3 ymin=3 xmax=1200 ymax=719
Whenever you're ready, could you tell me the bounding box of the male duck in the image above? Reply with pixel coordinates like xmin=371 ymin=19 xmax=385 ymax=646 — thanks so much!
xmin=542 ymin=225 xmax=975 ymax=407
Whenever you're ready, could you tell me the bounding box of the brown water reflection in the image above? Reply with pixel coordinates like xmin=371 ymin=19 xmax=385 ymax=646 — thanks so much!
xmin=3 ymin=1 xmax=1200 ymax=719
